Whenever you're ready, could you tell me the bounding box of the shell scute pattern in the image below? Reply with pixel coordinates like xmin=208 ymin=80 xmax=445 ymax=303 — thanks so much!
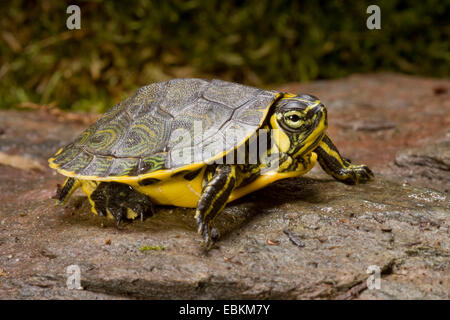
xmin=49 ymin=79 xmax=279 ymax=179
xmin=78 ymin=155 xmax=115 ymax=177
xmin=203 ymin=79 xmax=259 ymax=108
xmin=61 ymin=150 xmax=93 ymax=172
xmin=51 ymin=144 xmax=79 ymax=168
xmin=160 ymin=78 xmax=208 ymax=115
xmin=107 ymin=157 xmax=140 ymax=177
xmin=85 ymin=112 xmax=131 ymax=155
xmin=114 ymin=115 xmax=167 ymax=158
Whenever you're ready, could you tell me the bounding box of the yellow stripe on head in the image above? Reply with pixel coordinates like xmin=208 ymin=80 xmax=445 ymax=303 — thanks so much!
xmin=269 ymin=114 xmax=291 ymax=153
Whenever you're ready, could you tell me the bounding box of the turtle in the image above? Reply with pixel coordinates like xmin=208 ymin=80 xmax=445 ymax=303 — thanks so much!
xmin=49 ymin=78 xmax=373 ymax=248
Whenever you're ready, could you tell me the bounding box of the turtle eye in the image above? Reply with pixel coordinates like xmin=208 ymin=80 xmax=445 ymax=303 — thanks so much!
xmin=283 ymin=110 xmax=304 ymax=129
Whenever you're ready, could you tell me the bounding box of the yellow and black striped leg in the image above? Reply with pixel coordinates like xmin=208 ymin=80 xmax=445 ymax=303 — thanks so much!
xmin=315 ymin=135 xmax=374 ymax=184
xmin=56 ymin=177 xmax=81 ymax=205
xmin=90 ymin=182 xmax=153 ymax=225
xmin=195 ymin=165 xmax=237 ymax=249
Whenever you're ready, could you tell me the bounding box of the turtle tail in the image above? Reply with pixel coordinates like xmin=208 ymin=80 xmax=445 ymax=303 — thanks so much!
xmin=55 ymin=177 xmax=81 ymax=205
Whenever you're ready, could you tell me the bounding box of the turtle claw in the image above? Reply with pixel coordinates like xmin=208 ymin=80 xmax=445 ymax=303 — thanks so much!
xmin=143 ymin=202 xmax=155 ymax=221
xmin=211 ymin=226 xmax=219 ymax=243
xmin=337 ymin=164 xmax=374 ymax=185
xmin=345 ymin=164 xmax=374 ymax=184
xmin=96 ymin=208 xmax=107 ymax=217
xmin=200 ymin=228 xmax=218 ymax=250
xmin=196 ymin=214 xmax=219 ymax=250
xmin=108 ymin=205 xmax=125 ymax=227
xmin=128 ymin=203 xmax=146 ymax=222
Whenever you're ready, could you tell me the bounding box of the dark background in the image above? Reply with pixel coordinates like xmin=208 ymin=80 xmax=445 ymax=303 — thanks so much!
xmin=1 ymin=0 xmax=448 ymax=111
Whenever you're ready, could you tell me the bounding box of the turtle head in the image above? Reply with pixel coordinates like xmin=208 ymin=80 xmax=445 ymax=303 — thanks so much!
xmin=271 ymin=94 xmax=328 ymax=157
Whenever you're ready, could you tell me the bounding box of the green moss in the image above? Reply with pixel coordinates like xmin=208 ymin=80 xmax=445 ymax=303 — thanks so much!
xmin=1 ymin=1 xmax=448 ymax=111
xmin=139 ymin=245 xmax=165 ymax=252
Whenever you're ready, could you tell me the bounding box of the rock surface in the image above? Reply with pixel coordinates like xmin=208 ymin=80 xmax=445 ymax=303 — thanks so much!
xmin=0 ymin=73 xmax=449 ymax=299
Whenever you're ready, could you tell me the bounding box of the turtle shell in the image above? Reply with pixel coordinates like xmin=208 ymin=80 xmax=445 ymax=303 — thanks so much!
xmin=49 ymin=79 xmax=280 ymax=181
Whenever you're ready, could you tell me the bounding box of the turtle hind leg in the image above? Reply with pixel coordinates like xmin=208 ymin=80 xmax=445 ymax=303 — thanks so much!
xmin=90 ymin=182 xmax=153 ymax=225
xmin=195 ymin=165 xmax=237 ymax=249
xmin=314 ymin=134 xmax=374 ymax=185
xmin=55 ymin=177 xmax=81 ymax=205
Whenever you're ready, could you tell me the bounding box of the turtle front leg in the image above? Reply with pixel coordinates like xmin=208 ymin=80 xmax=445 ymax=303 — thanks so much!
xmin=195 ymin=165 xmax=237 ymax=249
xmin=314 ymin=134 xmax=374 ymax=184
xmin=90 ymin=182 xmax=153 ymax=226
